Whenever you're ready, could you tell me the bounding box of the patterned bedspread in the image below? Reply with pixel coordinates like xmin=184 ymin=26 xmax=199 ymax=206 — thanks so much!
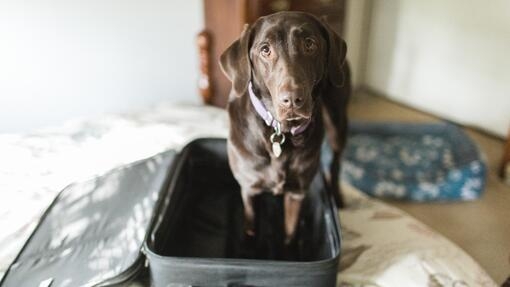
xmin=0 ymin=103 xmax=496 ymax=286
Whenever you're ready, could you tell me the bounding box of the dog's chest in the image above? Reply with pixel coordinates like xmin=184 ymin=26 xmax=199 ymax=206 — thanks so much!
xmin=262 ymin=138 xmax=322 ymax=189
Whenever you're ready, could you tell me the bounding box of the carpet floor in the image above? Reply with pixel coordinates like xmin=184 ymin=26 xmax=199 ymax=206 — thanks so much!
xmin=348 ymin=89 xmax=510 ymax=284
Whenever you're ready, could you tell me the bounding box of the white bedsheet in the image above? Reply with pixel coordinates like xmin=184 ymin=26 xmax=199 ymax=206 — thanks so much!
xmin=0 ymin=102 xmax=496 ymax=286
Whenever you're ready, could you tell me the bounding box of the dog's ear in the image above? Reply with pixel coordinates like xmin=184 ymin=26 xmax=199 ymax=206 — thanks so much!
xmin=220 ymin=24 xmax=252 ymax=96
xmin=321 ymin=19 xmax=347 ymax=87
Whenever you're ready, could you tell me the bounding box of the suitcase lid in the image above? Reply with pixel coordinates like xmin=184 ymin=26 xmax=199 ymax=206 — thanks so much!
xmin=0 ymin=150 xmax=177 ymax=287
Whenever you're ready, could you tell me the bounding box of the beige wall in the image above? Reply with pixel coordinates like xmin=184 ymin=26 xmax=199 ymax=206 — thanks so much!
xmin=344 ymin=0 xmax=371 ymax=88
xmin=346 ymin=0 xmax=510 ymax=137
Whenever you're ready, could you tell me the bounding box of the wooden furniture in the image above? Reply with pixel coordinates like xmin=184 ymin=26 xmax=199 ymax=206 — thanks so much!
xmin=197 ymin=0 xmax=346 ymax=108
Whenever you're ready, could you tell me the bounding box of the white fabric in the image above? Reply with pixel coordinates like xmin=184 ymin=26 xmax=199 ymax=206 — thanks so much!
xmin=338 ymin=184 xmax=496 ymax=286
xmin=0 ymin=102 xmax=496 ymax=286
xmin=0 ymin=103 xmax=228 ymax=279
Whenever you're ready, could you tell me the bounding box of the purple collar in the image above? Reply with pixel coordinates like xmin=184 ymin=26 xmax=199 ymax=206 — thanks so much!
xmin=248 ymin=82 xmax=310 ymax=136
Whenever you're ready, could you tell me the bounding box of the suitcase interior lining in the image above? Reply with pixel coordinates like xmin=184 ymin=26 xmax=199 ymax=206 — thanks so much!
xmin=150 ymin=139 xmax=334 ymax=262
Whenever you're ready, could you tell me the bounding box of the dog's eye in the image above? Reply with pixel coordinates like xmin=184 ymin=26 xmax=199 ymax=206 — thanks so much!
xmin=304 ymin=38 xmax=317 ymax=54
xmin=260 ymin=44 xmax=271 ymax=57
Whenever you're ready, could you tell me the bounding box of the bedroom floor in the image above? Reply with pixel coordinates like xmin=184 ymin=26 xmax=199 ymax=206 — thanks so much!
xmin=348 ymin=89 xmax=510 ymax=283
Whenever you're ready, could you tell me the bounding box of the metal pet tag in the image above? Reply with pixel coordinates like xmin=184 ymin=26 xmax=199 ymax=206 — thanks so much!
xmin=272 ymin=142 xmax=282 ymax=157
xmin=270 ymin=132 xmax=285 ymax=158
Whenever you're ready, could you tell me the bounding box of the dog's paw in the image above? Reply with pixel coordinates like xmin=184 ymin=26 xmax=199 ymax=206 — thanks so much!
xmin=244 ymin=214 xmax=255 ymax=237
xmin=245 ymin=227 xmax=255 ymax=237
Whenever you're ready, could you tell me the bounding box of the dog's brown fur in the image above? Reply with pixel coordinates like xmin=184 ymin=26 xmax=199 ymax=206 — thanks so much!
xmin=220 ymin=11 xmax=350 ymax=242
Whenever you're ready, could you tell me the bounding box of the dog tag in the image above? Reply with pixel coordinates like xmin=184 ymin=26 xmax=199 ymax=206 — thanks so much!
xmin=270 ymin=131 xmax=285 ymax=158
xmin=272 ymin=142 xmax=282 ymax=157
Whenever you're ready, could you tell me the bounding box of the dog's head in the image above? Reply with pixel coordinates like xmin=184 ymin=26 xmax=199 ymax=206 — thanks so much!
xmin=220 ymin=11 xmax=347 ymax=132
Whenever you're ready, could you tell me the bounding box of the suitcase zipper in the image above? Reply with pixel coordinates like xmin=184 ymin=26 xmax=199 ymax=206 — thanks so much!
xmin=93 ymin=257 xmax=144 ymax=287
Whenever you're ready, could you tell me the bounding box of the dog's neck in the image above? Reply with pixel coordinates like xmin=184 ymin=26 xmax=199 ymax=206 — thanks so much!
xmin=245 ymin=80 xmax=322 ymax=150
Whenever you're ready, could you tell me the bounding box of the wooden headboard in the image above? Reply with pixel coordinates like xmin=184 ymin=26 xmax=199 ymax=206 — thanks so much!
xmin=196 ymin=0 xmax=346 ymax=108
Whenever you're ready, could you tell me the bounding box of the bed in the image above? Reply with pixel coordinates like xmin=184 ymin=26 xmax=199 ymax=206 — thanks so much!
xmin=0 ymin=102 xmax=496 ymax=286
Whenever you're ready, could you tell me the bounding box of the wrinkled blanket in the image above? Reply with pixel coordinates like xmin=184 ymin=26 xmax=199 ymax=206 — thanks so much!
xmin=0 ymin=103 xmax=495 ymax=286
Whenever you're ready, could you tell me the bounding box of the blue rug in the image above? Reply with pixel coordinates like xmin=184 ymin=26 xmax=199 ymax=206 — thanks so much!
xmin=322 ymin=122 xmax=487 ymax=201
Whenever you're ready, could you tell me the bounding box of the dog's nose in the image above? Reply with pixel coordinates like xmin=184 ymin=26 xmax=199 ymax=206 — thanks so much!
xmin=280 ymin=92 xmax=304 ymax=109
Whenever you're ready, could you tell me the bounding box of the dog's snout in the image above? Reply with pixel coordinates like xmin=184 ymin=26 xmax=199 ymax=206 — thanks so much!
xmin=279 ymin=92 xmax=305 ymax=109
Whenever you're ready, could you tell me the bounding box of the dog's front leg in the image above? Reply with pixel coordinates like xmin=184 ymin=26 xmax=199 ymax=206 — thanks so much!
xmin=284 ymin=192 xmax=304 ymax=244
xmin=241 ymin=191 xmax=256 ymax=236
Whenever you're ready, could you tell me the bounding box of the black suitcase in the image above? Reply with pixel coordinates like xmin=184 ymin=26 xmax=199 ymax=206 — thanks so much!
xmin=1 ymin=138 xmax=341 ymax=287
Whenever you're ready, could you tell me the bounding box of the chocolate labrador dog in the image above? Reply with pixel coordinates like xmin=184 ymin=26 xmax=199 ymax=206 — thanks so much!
xmin=220 ymin=11 xmax=350 ymax=243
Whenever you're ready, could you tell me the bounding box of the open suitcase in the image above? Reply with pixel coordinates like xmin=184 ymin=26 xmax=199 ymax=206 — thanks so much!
xmin=1 ymin=138 xmax=341 ymax=287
